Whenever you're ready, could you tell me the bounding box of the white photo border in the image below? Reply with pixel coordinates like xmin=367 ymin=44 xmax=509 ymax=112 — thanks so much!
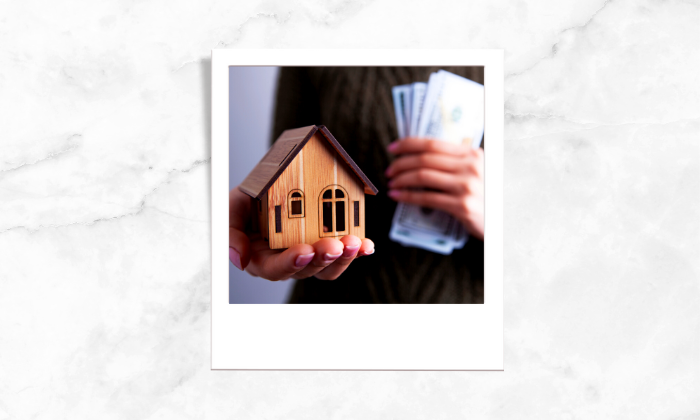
xmin=212 ymin=49 xmax=504 ymax=370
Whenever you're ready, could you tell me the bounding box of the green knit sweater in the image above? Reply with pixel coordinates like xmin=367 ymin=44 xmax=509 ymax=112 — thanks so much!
xmin=272 ymin=67 xmax=484 ymax=304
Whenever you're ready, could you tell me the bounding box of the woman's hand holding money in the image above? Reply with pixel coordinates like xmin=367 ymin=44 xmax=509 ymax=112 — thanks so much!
xmin=229 ymin=187 xmax=375 ymax=281
xmin=385 ymin=138 xmax=485 ymax=241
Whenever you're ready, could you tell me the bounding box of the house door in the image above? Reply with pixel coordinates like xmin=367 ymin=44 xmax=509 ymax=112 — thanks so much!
xmin=319 ymin=185 xmax=348 ymax=237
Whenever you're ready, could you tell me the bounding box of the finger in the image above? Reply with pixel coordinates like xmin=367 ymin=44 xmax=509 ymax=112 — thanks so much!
xmin=388 ymin=169 xmax=469 ymax=195
xmin=472 ymin=147 xmax=485 ymax=177
xmin=291 ymin=238 xmax=345 ymax=280
xmin=229 ymin=227 xmax=251 ymax=271
xmin=387 ymin=189 xmax=462 ymax=216
xmin=247 ymin=243 xmax=316 ymax=281
xmin=313 ymin=235 xmax=362 ymax=280
xmin=229 ymin=187 xmax=253 ymax=270
xmin=243 ymin=237 xmax=279 ymax=277
xmin=386 ymin=153 xmax=467 ymax=177
xmin=356 ymin=238 xmax=375 ymax=257
xmin=246 ymin=236 xmax=315 ymax=278
xmin=387 ymin=138 xmax=470 ymax=157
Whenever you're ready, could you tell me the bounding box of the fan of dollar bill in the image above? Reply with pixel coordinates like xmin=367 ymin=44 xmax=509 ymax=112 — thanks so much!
xmin=389 ymin=70 xmax=485 ymax=255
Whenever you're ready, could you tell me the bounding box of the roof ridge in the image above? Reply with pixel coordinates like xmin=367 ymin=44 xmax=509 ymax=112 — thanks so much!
xmin=239 ymin=125 xmax=378 ymax=200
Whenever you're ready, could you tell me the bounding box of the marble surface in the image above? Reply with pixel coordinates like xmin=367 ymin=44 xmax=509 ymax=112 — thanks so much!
xmin=0 ymin=0 xmax=698 ymax=418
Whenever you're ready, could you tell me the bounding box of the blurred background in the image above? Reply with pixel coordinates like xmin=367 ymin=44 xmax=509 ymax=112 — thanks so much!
xmin=229 ymin=66 xmax=296 ymax=304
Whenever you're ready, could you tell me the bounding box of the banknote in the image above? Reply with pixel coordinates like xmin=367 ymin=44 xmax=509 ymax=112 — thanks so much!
xmin=415 ymin=71 xmax=440 ymax=138
xmin=403 ymin=86 xmax=413 ymax=135
xmin=409 ymin=82 xmax=427 ymax=137
xmin=391 ymin=77 xmax=457 ymax=254
xmin=389 ymin=211 xmax=458 ymax=254
xmin=389 ymin=70 xmax=484 ymax=254
xmin=390 ymin=203 xmax=461 ymax=254
xmin=391 ymin=84 xmax=412 ymax=139
xmin=453 ymin=224 xmax=468 ymax=249
xmin=418 ymin=70 xmax=484 ymax=147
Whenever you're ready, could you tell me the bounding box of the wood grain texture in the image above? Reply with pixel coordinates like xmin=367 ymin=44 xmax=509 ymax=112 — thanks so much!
xmin=274 ymin=205 xmax=281 ymax=232
xmin=268 ymin=143 xmax=304 ymax=249
xmin=267 ymin=132 xmax=365 ymax=249
xmin=318 ymin=125 xmax=378 ymax=196
xmin=318 ymin=185 xmax=349 ymax=238
xmin=287 ymin=189 xmax=305 ymax=218
xmin=239 ymin=125 xmax=378 ymax=200
xmin=239 ymin=125 xmax=316 ymax=199
xmin=354 ymin=201 xmax=360 ymax=227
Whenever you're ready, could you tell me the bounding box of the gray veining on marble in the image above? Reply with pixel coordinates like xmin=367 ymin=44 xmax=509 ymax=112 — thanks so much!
xmin=0 ymin=0 xmax=697 ymax=418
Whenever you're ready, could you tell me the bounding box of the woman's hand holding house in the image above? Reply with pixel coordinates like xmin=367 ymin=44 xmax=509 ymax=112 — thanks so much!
xmin=385 ymin=138 xmax=485 ymax=241
xmin=230 ymin=187 xmax=375 ymax=281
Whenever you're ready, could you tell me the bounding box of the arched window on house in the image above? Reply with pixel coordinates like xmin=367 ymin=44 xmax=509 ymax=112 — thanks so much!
xmin=319 ymin=185 xmax=348 ymax=237
xmin=288 ymin=190 xmax=304 ymax=218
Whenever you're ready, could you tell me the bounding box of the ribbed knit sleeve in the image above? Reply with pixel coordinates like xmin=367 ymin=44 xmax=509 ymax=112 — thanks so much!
xmin=271 ymin=68 xmax=321 ymax=144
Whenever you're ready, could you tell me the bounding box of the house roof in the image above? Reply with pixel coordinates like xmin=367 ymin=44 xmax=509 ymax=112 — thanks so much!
xmin=238 ymin=125 xmax=379 ymax=200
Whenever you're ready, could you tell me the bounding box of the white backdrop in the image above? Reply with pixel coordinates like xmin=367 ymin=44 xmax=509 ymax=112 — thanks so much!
xmin=0 ymin=0 xmax=697 ymax=418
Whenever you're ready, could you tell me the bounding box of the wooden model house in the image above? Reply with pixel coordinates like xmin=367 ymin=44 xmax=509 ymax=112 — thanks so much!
xmin=239 ymin=125 xmax=378 ymax=249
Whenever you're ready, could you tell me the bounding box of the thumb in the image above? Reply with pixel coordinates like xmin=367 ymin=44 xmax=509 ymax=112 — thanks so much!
xmin=229 ymin=187 xmax=252 ymax=270
xmin=230 ymin=228 xmax=251 ymax=270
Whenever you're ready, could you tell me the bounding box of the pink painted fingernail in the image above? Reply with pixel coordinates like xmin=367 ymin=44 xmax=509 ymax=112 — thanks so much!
xmin=385 ymin=166 xmax=393 ymax=177
xmin=387 ymin=142 xmax=398 ymax=153
xmin=295 ymin=253 xmax=315 ymax=268
xmin=388 ymin=190 xmax=400 ymax=198
xmin=361 ymin=248 xmax=375 ymax=256
xmin=342 ymin=245 xmax=360 ymax=258
xmin=323 ymin=252 xmax=342 ymax=264
xmin=229 ymin=247 xmax=242 ymax=271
